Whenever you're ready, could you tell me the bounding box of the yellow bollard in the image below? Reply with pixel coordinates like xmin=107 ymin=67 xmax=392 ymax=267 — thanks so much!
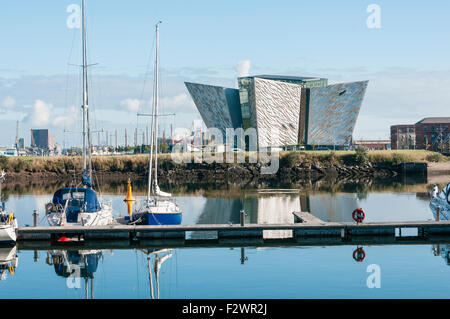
xmin=124 ymin=179 xmax=136 ymax=217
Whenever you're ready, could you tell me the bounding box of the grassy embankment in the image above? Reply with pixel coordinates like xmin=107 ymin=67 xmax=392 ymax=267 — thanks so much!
xmin=0 ymin=150 xmax=447 ymax=174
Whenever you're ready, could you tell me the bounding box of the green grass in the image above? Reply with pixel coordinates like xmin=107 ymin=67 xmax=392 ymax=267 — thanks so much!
xmin=0 ymin=150 xmax=447 ymax=173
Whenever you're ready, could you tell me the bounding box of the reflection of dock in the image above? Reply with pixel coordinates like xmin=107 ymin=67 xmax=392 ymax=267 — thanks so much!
xmin=15 ymin=235 xmax=450 ymax=251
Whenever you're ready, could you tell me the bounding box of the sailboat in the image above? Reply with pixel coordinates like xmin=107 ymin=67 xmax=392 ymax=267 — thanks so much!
xmin=130 ymin=22 xmax=182 ymax=226
xmin=0 ymin=170 xmax=17 ymax=243
xmin=45 ymin=0 xmax=113 ymax=227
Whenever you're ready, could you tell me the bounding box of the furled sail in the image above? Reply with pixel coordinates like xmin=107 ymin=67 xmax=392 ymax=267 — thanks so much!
xmin=153 ymin=183 xmax=172 ymax=198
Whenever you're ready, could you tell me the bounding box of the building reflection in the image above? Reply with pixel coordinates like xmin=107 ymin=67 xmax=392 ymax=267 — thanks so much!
xmin=192 ymin=192 xmax=358 ymax=238
xmin=306 ymin=193 xmax=357 ymax=222
xmin=45 ymin=250 xmax=102 ymax=299
xmin=0 ymin=246 xmax=18 ymax=281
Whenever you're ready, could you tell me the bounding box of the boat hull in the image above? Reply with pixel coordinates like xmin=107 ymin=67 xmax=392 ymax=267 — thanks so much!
xmin=147 ymin=212 xmax=182 ymax=225
xmin=0 ymin=224 xmax=17 ymax=243
xmin=47 ymin=207 xmax=114 ymax=227
xmin=131 ymin=212 xmax=182 ymax=226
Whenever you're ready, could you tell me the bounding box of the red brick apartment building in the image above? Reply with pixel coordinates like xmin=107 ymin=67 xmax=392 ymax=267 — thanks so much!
xmin=391 ymin=117 xmax=450 ymax=153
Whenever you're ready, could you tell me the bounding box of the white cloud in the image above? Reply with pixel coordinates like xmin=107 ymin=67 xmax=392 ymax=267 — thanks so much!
xmin=53 ymin=106 xmax=78 ymax=128
xmin=160 ymin=93 xmax=191 ymax=108
xmin=236 ymin=60 xmax=251 ymax=77
xmin=1 ymin=96 xmax=15 ymax=109
xmin=120 ymin=98 xmax=141 ymax=112
xmin=30 ymin=99 xmax=52 ymax=126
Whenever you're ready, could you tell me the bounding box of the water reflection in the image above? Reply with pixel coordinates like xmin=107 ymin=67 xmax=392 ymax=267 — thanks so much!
xmin=432 ymin=244 xmax=450 ymax=266
xmin=141 ymin=249 xmax=173 ymax=299
xmin=45 ymin=250 xmax=102 ymax=299
xmin=0 ymin=246 xmax=18 ymax=281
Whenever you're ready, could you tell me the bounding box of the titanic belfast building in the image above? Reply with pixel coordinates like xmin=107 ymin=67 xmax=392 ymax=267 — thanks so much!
xmin=185 ymin=75 xmax=368 ymax=149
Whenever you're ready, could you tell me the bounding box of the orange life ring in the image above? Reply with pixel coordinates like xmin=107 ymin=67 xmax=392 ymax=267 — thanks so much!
xmin=352 ymin=208 xmax=365 ymax=223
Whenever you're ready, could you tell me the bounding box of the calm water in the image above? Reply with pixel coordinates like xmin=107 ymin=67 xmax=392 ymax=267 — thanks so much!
xmin=1 ymin=182 xmax=449 ymax=299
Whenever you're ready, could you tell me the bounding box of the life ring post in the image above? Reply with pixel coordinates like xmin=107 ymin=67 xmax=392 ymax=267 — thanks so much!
xmin=33 ymin=210 xmax=38 ymax=227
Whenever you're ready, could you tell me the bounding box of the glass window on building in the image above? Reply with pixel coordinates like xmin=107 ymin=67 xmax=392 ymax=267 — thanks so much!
xmin=239 ymin=90 xmax=248 ymax=104
xmin=424 ymin=125 xmax=427 ymax=131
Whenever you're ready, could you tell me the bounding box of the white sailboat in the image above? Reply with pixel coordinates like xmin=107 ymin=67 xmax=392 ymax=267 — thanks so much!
xmin=45 ymin=0 xmax=113 ymax=227
xmin=131 ymin=22 xmax=182 ymax=226
xmin=0 ymin=171 xmax=17 ymax=243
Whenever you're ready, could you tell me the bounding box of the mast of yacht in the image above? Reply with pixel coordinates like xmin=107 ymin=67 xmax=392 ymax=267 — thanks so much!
xmin=146 ymin=22 xmax=162 ymax=206
xmin=0 ymin=171 xmax=5 ymax=205
xmin=81 ymin=0 xmax=93 ymax=187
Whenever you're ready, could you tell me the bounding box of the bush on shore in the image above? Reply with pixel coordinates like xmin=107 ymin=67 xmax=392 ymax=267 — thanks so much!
xmin=0 ymin=150 xmax=447 ymax=173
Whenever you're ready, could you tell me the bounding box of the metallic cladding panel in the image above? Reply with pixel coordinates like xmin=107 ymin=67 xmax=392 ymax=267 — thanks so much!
xmin=224 ymin=88 xmax=243 ymax=129
xmin=252 ymin=78 xmax=302 ymax=148
xmin=307 ymin=81 xmax=368 ymax=146
xmin=298 ymin=88 xmax=309 ymax=144
xmin=185 ymin=82 xmax=242 ymax=138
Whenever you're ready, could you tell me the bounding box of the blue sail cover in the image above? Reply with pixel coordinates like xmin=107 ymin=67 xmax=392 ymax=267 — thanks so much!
xmin=52 ymin=187 xmax=101 ymax=213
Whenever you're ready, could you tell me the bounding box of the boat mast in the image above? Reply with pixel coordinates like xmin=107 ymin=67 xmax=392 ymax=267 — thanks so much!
xmin=81 ymin=0 xmax=92 ymax=187
xmin=146 ymin=22 xmax=161 ymax=204
xmin=154 ymin=22 xmax=160 ymax=191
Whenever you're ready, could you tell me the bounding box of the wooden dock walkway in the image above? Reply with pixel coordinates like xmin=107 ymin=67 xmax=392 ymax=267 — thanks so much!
xmin=16 ymin=212 xmax=450 ymax=244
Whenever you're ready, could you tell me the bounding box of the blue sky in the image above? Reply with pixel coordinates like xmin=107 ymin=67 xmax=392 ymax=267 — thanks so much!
xmin=1 ymin=0 xmax=450 ymax=146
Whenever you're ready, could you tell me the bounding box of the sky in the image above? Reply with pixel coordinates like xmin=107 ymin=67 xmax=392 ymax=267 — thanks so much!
xmin=0 ymin=0 xmax=450 ymax=147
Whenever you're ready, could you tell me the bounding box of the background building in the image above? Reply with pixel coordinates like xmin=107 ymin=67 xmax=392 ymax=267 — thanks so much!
xmin=31 ymin=129 xmax=49 ymax=149
xmin=390 ymin=124 xmax=416 ymax=150
xmin=186 ymin=74 xmax=368 ymax=149
xmin=354 ymin=140 xmax=391 ymax=150
xmin=391 ymin=118 xmax=450 ymax=153
xmin=31 ymin=129 xmax=57 ymax=154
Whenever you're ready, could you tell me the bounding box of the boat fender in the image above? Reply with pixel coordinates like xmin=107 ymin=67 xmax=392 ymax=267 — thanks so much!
xmin=8 ymin=266 xmax=14 ymax=275
xmin=7 ymin=213 xmax=14 ymax=225
xmin=45 ymin=203 xmax=56 ymax=214
xmin=353 ymin=247 xmax=366 ymax=262
xmin=352 ymin=208 xmax=365 ymax=223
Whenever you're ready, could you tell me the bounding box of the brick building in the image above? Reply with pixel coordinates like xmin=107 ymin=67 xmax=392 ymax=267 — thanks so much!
xmin=391 ymin=117 xmax=450 ymax=153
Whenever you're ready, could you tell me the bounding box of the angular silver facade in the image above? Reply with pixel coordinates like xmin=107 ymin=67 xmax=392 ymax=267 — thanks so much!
xmin=306 ymin=81 xmax=368 ymax=146
xmin=252 ymin=78 xmax=302 ymax=148
xmin=185 ymin=75 xmax=368 ymax=148
xmin=185 ymin=82 xmax=241 ymax=138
